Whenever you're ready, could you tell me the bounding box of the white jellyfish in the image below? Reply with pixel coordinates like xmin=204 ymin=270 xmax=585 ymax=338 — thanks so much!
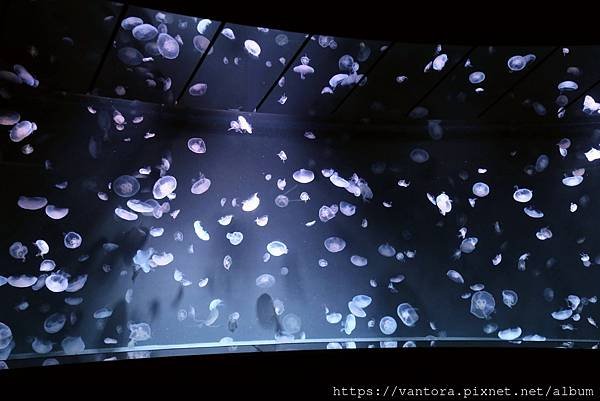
xmin=446 ymin=269 xmax=464 ymax=284
xmin=435 ymin=192 xmax=452 ymax=216
xmin=193 ymin=221 xmax=210 ymax=241
xmin=153 ymin=176 xmax=177 ymax=199
xmin=45 ymin=205 xmax=69 ymax=220
xmin=132 ymin=24 xmax=158 ymax=41
xmin=221 ymin=28 xmax=235 ymax=40
xmin=187 ymin=138 xmax=206 ymax=153
xmin=396 ymin=303 xmax=419 ymax=327
xmin=469 ymin=71 xmax=486 ymax=84
xmin=472 ymin=182 xmax=490 ymax=197
xmin=460 ymin=237 xmax=478 ymax=254
xmin=470 ymin=291 xmax=495 ymax=319
xmin=350 ymin=255 xmax=368 ymax=267
xmin=378 ymin=243 xmax=396 ymax=257
xmin=191 ymin=174 xmax=211 ymax=195
xmin=339 ymin=201 xmax=356 ymax=216
xmin=63 ymin=232 xmax=82 ymax=249
xmin=44 ymin=313 xmax=66 ymax=334
xmin=244 ymin=40 xmax=261 ymax=57
xmin=292 ymin=169 xmax=315 ymax=183
xmin=502 ymin=290 xmax=518 ymax=308
xmin=9 ymin=120 xmax=37 ymax=142
xmin=324 ymin=236 xmax=346 ymax=253
xmin=562 ymin=176 xmax=583 ymax=187
xmin=242 ymin=193 xmax=260 ymax=211
xmin=410 ymin=148 xmax=429 ymax=163
xmin=267 ymin=241 xmax=288 ymax=256
xmin=513 ymin=188 xmax=533 ymax=203
xmin=157 ymin=33 xmax=179 ymax=59
xmin=226 ymin=232 xmax=244 ymax=245
xmin=274 ymin=194 xmax=289 ymax=208
xmin=113 ymin=175 xmax=140 ymax=198
xmin=256 ymin=274 xmax=275 ymax=288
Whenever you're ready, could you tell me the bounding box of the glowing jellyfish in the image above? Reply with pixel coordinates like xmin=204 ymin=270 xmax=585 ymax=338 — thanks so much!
xmin=507 ymin=55 xmax=528 ymax=71
xmin=379 ymin=316 xmax=397 ymax=335
xmin=469 ymin=71 xmax=486 ymax=84
xmin=275 ymin=34 xmax=288 ymax=46
xmin=153 ymin=176 xmax=177 ymax=199
xmin=152 ymin=252 xmax=173 ymax=266
xmin=196 ymin=18 xmax=211 ymax=34
xmin=187 ymin=138 xmax=206 ymax=154
xmin=62 ymin=232 xmax=81 ymax=249
xmin=472 ymin=182 xmax=490 ymax=197
xmin=562 ymin=176 xmax=583 ymax=187
xmin=338 ymin=54 xmax=354 ymax=72
xmin=9 ymin=120 xmax=37 ymax=142
xmin=460 ymin=237 xmax=478 ymax=254
xmin=435 ymin=193 xmax=452 ymax=216
xmin=193 ymin=221 xmax=210 ymax=241
xmin=121 ymin=16 xmax=143 ymax=30
xmin=132 ymin=24 xmax=158 ymax=41
xmin=113 ymin=175 xmax=140 ymax=198
xmin=326 ymin=313 xmax=342 ymax=323
xmin=282 ymin=313 xmax=301 ymax=334
xmin=498 ymin=327 xmax=522 ymax=341
xmin=129 ymin=322 xmax=151 ymax=343
xmin=470 ymin=291 xmax=495 ymax=319
xmin=191 ymin=174 xmax=211 ymax=194
xmin=349 ymin=255 xmax=367 ymax=267
xmin=40 ymin=259 xmax=55 ymax=272
xmin=242 ymin=193 xmax=260 ymax=211
xmin=410 ymin=148 xmax=429 ymax=163
xmin=33 ymin=240 xmax=49 ymax=257
xmin=244 ymin=40 xmax=261 ymax=57
xmin=221 ymin=28 xmax=235 ymax=40
xmin=31 ymin=338 xmax=52 ymax=354
xmin=293 ymin=61 xmax=315 ymax=79
xmin=536 ymin=227 xmax=553 ymax=240
xmin=0 ymin=323 xmax=12 ymax=350
xmin=94 ymin=307 xmax=113 ymax=319
xmin=446 ymin=269 xmax=464 ymax=284
xmin=16 ymin=196 xmax=46 ymax=211
xmin=523 ymin=206 xmax=544 ymax=219
xmin=274 ymin=194 xmax=289 ymax=208
xmin=255 ymin=215 xmax=269 ymax=226
xmin=256 ymin=273 xmax=275 ymax=288
xmin=61 ymin=336 xmax=85 ymax=355
xmin=551 ymin=309 xmax=573 ymax=320
xmin=558 ymin=80 xmax=578 ymax=91
xmin=375 ymin=243 xmax=395 ymax=257
xmin=117 ymin=47 xmax=144 ymax=66
xmin=339 ymin=201 xmax=356 ymax=216
xmin=318 ymin=259 xmax=328 ymax=268
xmin=193 ymin=35 xmax=210 ymax=54
xmin=513 ymin=188 xmax=533 ymax=203
xmin=44 ymin=313 xmax=66 ymax=334
xmin=267 ymin=241 xmax=288 ymax=256
xmin=157 ymin=33 xmax=179 ymax=59
xmin=188 ymin=83 xmax=208 ymax=96
xmin=396 ymin=303 xmax=419 ymax=327
xmin=226 ymin=232 xmax=244 ymax=245
xmin=115 ymin=207 xmax=138 ymax=221
xmin=45 ymin=205 xmax=69 ymax=220
xmin=292 ymin=169 xmax=315 ymax=183
xmin=502 ymin=290 xmax=518 ymax=308
xmin=46 ymin=271 xmax=69 ymax=292
xmin=0 ymin=110 xmax=20 ymax=126
xmin=535 ymin=155 xmax=549 ymax=172
xmin=324 ymin=236 xmax=346 ymax=253
xmin=9 ymin=242 xmax=28 ymax=261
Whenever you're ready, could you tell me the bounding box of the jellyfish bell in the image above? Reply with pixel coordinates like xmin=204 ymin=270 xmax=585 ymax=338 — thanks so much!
xmin=293 ymin=64 xmax=314 ymax=79
xmin=470 ymin=291 xmax=495 ymax=319
xmin=153 ymin=176 xmax=177 ymax=199
xmin=562 ymin=175 xmax=583 ymax=187
xmin=469 ymin=71 xmax=485 ymax=84
xmin=63 ymin=232 xmax=82 ymax=249
xmin=324 ymin=236 xmax=346 ymax=253
xmin=244 ymin=40 xmax=261 ymax=58
xmin=157 ymin=33 xmax=179 ymax=59
xmin=132 ymin=24 xmax=158 ymax=41
xmin=502 ymin=290 xmax=519 ymax=308
xmin=472 ymin=182 xmax=490 ymax=197
xmin=9 ymin=120 xmax=37 ymax=142
xmin=410 ymin=148 xmax=429 ymax=163
xmin=513 ymin=188 xmax=533 ymax=203
xmin=435 ymin=192 xmax=452 ymax=216
xmin=242 ymin=193 xmax=260 ymax=212
xmin=112 ymin=175 xmax=140 ymax=198
xmin=256 ymin=273 xmax=275 ymax=288
xmin=191 ymin=174 xmax=211 ymax=195
xmin=221 ymin=28 xmax=235 ymax=40
xmin=46 ymin=271 xmax=69 ymax=292
xmin=274 ymin=194 xmax=289 ymax=208
xmin=117 ymin=47 xmax=144 ymax=66
xmin=350 ymin=255 xmax=368 ymax=267
xmin=17 ymin=196 xmax=47 ymax=210
xmin=121 ymin=16 xmax=144 ymax=30
xmin=396 ymin=303 xmax=419 ymax=327
xmin=507 ymin=55 xmax=527 ymax=71
xmin=292 ymin=169 xmax=315 ymax=183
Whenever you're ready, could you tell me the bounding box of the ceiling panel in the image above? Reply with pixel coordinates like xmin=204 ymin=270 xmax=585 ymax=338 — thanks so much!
xmin=0 ymin=0 xmax=123 ymax=94
xmin=178 ymin=24 xmax=307 ymax=112
xmin=93 ymin=6 xmax=220 ymax=104
xmin=482 ymin=47 xmax=600 ymax=122
xmin=334 ymin=43 xmax=471 ymax=123
xmin=414 ymin=45 xmax=555 ymax=120
xmin=258 ymin=35 xmax=389 ymax=117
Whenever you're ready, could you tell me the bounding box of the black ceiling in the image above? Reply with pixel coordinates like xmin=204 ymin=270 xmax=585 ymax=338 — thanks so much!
xmin=1 ymin=0 xmax=600 ymax=124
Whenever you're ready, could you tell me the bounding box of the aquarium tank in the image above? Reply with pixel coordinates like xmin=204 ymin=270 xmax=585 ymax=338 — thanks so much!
xmin=0 ymin=0 xmax=599 ymax=369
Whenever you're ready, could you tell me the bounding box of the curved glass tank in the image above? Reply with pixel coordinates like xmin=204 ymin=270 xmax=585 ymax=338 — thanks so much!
xmin=0 ymin=1 xmax=599 ymax=369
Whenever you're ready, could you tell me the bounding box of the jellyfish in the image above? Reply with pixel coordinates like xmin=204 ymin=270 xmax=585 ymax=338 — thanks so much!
xmin=193 ymin=221 xmax=210 ymax=241
xmin=318 ymin=259 xmax=328 ymax=268
xmin=191 ymin=35 xmax=211 ymax=56
xmin=157 ymin=33 xmax=179 ymax=59
xmin=347 ymin=255 xmax=367 ymax=267
xmin=535 ymin=155 xmax=549 ymax=172
xmin=523 ymin=206 xmax=544 ymax=218
xmin=410 ymin=148 xmax=429 ymax=163
xmin=513 ymin=188 xmax=533 ymax=203
xmin=256 ymin=274 xmax=276 ymax=289
xmin=40 ymin=259 xmax=56 ymax=272
xmin=44 ymin=205 xmax=69 ymax=220
xmin=9 ymin=242 xmax=28 ymax=261
xmin=0 ymin=110 xmax=20 ymax=126
xmin=94 ymin=307 xmax=113 ymax=319
xmin=583 ymin=95 xmax=600 ymax=114
xmin=153 ymin=176 xmax=177 ymax=199
xmin=446 ymin=269 xmax=464 ymax=284
xmin=45 ymin=271 xmax=69 ymax=292
xmin=187 ymin=82 xmax=209 ymax=98
xmin=562 ymin=176 xmax=583 ymax=187
xmin=502 ymin=290 xmax=518 ymax=308
xmin=293 ymin=62 xmax=315 ymax=79
xmin=558 ymin=80 xmax=578 ymax=91
xmin=132 ymin=24 xmax=158 ymax=41
xmin=507 ymin=55 xmax=528 ymax=71
xmin=469 ymin=71 xmax=485 ymax=84
xmin=536 ymin=227 xmax=553 ymax=240
xmin=0 ymin=323 xmax=12 ymax=350
xmin=221 ymin=28 xmax=235 ymax=40
xmin=7 ymin=274 xmax=37 ymax=288
xmin=470 ymin=291 xmax=495 ymax=319
xmin=551 ymin=309 xmax=573 ymax=320
xmin=191 ymin=174 xmax=211 ymax=195
xmin=226 ymin=232 xmax=244 ymax=246
xmin=435 ymin=192 xmax=452 ymax=216
xmin=266 ymin=241 xmax=288 ymax=257
xmin=324 ymin=236 xmax=346 ymax=253
xmin=121 ymin=16 xmax=144 ymax=30
xmin=460 ymin=237 xmax=478 ymax=254
xmin=273 ymin=33 xmax=289 ymax=46
xmin=282 ymin=314 xmax=301 ymax=335
xmin=379 ymin=316 xmax=397 ymax=335
xmin=396 ymin=303 xmax=419 ymax=327
xmin=129 ymin=322 xmax=151 ymax=343
xmin=115 ymin=207 xmax=138 ymax=221
xmin=9 ymin=120 xmax=37 ymax=142
xmin=112 ymin=175 xmax=140 ymax=198
xmin=497 ymin=327 xmax=522 ymax=341
xmin=185 ymin=137 xmax=207 ymax=154
xmin=152 ymin=252 xmax=174 ymax=266
xmin=274 ymin=194 xmax=289 ymax=208
xmin=195 ymin=18 xmax=212 ymax=34
xmin=243 ymin=39 xmax=261 ymax=58
xmin=240 ymin=192 xmax=260 ymax=212
xmin=62 ymin=232 xmax=81 ymax=249
xmin=117 ymin=47 xmax=144 ymax=66
xmin=532 ymin=102 xmax=546 ymax=116
xmin=339 ymin=201 xmax=356 ymax=216
xmin=292 ymin=169 xmax=315 ymax=184
xmin=44 ymin=313 xmax=66 ymax=334
xmin=338 ymin=54 xmax=355 ymax=72
xmin=472 ymin=182 xmax=490 ymax=197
